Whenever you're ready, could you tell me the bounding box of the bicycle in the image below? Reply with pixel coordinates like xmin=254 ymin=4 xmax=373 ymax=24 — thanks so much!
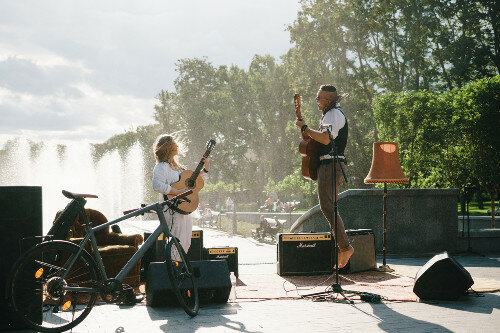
xmin=6 ymin=189 xmax=199 ymax=332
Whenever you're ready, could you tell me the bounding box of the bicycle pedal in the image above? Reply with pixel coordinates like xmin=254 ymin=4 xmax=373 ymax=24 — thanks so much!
xmin=119 ymin=288 xmax=137 ymax=306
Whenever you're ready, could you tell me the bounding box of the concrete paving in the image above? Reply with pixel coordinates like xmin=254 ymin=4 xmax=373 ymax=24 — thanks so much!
xmin=10 ymin=224 xmax=500 ymax=332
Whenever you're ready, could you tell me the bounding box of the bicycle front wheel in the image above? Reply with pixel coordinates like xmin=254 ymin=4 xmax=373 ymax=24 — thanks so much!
xmin=165 ymin=239 xmax=199 ymax=317
xmin=8 ymin=240 xmax=101 ymax=332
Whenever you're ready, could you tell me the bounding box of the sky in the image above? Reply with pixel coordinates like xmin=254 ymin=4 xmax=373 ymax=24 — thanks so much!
xmin=0 ymin=0 xmax=300 ymax=145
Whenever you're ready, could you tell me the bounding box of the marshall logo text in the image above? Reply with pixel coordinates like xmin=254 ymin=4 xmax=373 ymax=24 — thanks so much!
xmin=297 ymin=242 xmax=317 ymax=249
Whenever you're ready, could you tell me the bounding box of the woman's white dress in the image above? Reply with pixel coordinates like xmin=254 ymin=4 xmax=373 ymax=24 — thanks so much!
xmin=152 ymin=162 xmax=193 ymax=252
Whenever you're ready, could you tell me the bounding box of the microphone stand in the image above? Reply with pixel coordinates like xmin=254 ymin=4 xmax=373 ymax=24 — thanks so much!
xmin=329 ymin=136 xmax=352 ymax=303
xmin=304 ymin=133 xmax=353 ymax=304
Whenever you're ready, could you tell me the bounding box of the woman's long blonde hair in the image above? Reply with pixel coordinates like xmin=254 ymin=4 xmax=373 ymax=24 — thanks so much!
xmin=153 ymin=134 xmax=183 ymax=170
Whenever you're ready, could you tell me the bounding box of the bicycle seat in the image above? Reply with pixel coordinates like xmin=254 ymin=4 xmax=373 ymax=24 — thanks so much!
xmin=62 ymin=190 xmax=98 ymax=199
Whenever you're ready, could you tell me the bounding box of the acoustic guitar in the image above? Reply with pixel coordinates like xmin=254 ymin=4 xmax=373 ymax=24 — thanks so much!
xmin=167 ymin=139 xmax=216 ymax=214
xmin=295 ymin=94 xmax=321 ymax=181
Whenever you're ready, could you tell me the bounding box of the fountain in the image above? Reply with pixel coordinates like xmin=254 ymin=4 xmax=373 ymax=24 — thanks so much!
xmin=0 ymin=138 xmax=145 ymax=233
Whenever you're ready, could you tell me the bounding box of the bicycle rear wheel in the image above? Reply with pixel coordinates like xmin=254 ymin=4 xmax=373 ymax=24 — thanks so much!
xmin=8 ymin=240 xmax=101 ymax=332
xmin=165 ymin=239 xmax=199 ymax=317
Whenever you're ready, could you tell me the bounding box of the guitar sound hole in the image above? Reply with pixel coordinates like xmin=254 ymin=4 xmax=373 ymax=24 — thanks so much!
xmin=185 ymin=179 xmax=195 ymax=189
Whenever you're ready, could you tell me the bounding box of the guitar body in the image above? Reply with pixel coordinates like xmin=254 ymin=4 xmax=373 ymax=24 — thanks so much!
xmin=294 ymin=94 xmax=321 ymax=181
xmin=299 ymin=137 xmax=321 ymax=181
xmin=167 ymin=170 xmax=204 ymax=215
xmin=166 ymin=139 xmax=216 ymax=215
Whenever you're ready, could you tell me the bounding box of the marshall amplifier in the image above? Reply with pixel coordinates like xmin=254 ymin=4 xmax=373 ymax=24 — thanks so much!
xmin=154 ymin=228 xmax=203 ymax=262
xmin=204 ymin=247 xmax=239 ymax=278
xmin=277 ymin=233 xmax=333 ymax=276
xmin=339 ymin=229 xmax=376 ymax=273
xmin=187 ymin=228 xmax=203 ymax=261
xmin=142 ymin=228 xmax=204 ymax=281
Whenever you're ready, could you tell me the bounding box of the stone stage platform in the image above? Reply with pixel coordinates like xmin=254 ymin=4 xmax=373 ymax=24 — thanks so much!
xmin=11 ymin=224 xmax=497 ymax=332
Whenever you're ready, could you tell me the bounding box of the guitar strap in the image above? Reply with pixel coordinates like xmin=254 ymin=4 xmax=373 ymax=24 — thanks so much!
xmin=322 ymin=99 xmax=339 ymax=116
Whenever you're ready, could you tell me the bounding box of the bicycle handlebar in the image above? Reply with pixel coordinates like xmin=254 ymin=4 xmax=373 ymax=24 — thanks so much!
xmin=170 ymin=190 xmax=193 ymax=202
xmin=122 ymin=190 xmax=193 ymax=215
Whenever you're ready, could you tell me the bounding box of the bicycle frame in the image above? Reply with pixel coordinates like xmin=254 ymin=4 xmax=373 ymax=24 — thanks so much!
xmin=58 ymin=198 xmax=181 ymax=292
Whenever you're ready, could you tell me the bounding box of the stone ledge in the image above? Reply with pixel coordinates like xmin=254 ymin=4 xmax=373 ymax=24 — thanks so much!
xmin=340 ymin=188 xmax=459 ymax=197
xmin=458 ymin=229 xmax=500 ymax=238
xmin=292 ymin=188 xmax=459 ymax=254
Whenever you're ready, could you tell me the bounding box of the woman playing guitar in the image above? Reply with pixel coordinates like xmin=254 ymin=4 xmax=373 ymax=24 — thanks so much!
xmin=152 ymin=134 xmax=210 ymax=253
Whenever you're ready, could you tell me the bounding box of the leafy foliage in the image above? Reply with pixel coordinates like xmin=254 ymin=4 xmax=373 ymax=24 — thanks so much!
xmin=373 ymin=75 xmax=499 ymax=220
xmin=90 ymin=0 xmax=498 ymax=212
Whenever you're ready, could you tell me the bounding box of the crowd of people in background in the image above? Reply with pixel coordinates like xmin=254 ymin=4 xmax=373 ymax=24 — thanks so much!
xmin=259 ymin=197 xmax=300 ymax=213
xmin=197 ymin=194 xmax=300 ymax=222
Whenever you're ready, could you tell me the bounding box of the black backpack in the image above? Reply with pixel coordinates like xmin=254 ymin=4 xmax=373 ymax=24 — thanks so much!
xmin=46 ymin=198 xmax=86 ymax=240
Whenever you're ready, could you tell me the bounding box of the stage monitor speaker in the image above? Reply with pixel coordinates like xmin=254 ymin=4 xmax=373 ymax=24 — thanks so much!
xmin=204 ymin=247 xmax=239 ymax=278
xmin=339 ymin=229 xmax=376 ymax=273
xmin=277 ymin=233 xmax=333 ymax=276
xmin=0 ymin=186 xmax=43 ymax=331
xmin=413 ymin=252 xmax=474 ymax=300
xmin=146 ymin=260 xmax=231 ymax=307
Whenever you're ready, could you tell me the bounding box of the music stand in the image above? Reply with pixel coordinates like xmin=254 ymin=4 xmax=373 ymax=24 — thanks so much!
xmin=364 ymin=142 xmax=408 ymax=272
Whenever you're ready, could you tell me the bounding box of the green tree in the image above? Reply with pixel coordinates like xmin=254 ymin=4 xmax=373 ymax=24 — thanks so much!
xmin=450 ymin=76 xmax=500 ymax=226
xmin=373 ymin=90 xmax=443 ymax=187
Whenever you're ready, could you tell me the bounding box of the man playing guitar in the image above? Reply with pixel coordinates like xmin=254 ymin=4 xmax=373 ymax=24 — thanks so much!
xmin=295 ymin=84 xmax=354 ymax=268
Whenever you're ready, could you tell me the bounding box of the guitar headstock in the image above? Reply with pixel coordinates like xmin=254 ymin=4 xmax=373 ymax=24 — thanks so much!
xmin=203 ymin=139 xmax=216 ymax=157
xmin=294 ymin=94 xmax=302 ymax=121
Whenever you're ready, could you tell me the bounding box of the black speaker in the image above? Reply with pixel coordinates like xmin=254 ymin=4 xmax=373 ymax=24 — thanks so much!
xmin=140 ymin=232 xmax=157 ymax=282
xmin=142 ymin=229 xmax=204 ymax=281
xmin=146 ymin=260 xmax=232 ymax=307
xmin=204 ymin=247 xmax=239 ymax=278
xmin=0 ymin=186 xmax=43 ymax=331
xmin=413 ymin=252 xmax=474 ymax=300
xmin=186 ymin=228 xmax=203 ymax=261
xmin=277 ymin=233 xmax=333 ymax=276
xmin=339 ymin=229 xmax=376 ymax=273
xmin=46 ymin=198 xmax=84 ymax=240
xmin=154 ymin=228 xmax=204 ymax=262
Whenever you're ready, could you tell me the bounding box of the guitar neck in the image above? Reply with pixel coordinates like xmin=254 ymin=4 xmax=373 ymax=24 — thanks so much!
xmin=188 ymin=159 xmax=205 ymax=183
xmin=185 ymin=139 xmax=215 ymax=186
xmin=294 ymin=94 xmax=302 ymax=121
